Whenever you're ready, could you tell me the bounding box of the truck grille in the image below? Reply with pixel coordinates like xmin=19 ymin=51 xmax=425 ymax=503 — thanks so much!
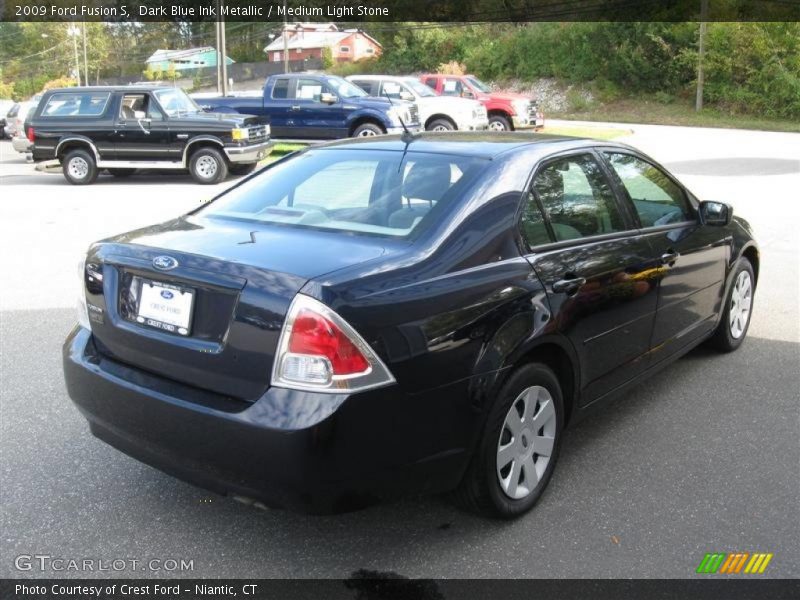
xmin=526 ymin=102 xmax=539 ymax=119
xmin=247 ymin=125 xmax=269 ymax=143
xmin=408 ymin=103 xmax=420 ymax=125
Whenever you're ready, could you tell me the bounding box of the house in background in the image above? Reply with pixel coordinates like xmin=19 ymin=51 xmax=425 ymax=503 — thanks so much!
xmin=264 ymin=23 xmax=382 ymax=64
xmin=145 ymin=47 xmax=234 ymax=72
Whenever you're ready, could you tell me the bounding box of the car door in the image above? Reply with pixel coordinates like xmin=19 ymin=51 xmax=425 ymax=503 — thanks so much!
xmin=520 ymin=151 xmax=661 ymax=405
xmin=263 ymin=77 xmax=296 ymax=138
xmin=601 ymin=150 xmax=728 ymax=364
xmin=113 ymin=92 xmax=171 ymax=161
xmin=293 ymin=77 xmax=348 ymax=139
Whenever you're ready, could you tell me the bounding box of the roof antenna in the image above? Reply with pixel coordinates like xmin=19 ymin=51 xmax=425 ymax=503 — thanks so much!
xmin=382 ymin=86 xmax=415 ymax=143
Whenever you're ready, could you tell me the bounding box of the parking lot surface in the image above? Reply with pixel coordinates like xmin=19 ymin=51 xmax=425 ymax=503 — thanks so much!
xmin=1 ymin=124 xmax=798 ymax=578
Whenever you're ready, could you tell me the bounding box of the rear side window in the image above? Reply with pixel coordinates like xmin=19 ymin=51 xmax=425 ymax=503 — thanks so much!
xmin=532 ymin=154 xmax=625 ymax=241
xmin=424 ymin=77 xmax=438 ymax=89
xmin=350 ymin=80 xmax=376 ymax=95
xmin=604 ymin=153 xmax=692 ymax=227
xmin=41 ymin=92 xmax=110 ymax=117
xmin=272 ymin=78 xmax=290 ymax=99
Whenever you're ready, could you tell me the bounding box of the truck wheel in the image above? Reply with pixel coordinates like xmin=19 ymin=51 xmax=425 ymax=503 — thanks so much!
xmin=62 ymin=149 xmax=98 ymax=185
xmin=189 ymin=147 xmax=228 ymax=184
xmin=230 ymin=163 xmax=258 ymax=176
xmin=427 ymin=118 xmax=455 ymax=132
xmin=488 ymin=115 xmax=512 ymax=132
xmin=108 ymin=168 xmax=136 ymax=178
xmin=352 ymin=123 xmax=384 ymax=137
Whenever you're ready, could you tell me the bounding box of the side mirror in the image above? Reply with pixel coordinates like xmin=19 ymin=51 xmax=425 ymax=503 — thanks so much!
xmin=699 ymin=201 xmax=732 ymax=226
xmin=319 ymin=92 xmax=338 ymax=104
xmin=133 ymin=110 xmax=146 ymax=120
xmin=461 ymin=90 xmax=475 ymax=99
xmin=399 ymin=91 xmax=414 ymax=102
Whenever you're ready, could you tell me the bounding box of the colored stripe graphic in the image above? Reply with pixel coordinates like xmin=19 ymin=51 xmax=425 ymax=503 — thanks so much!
xmin=697 ymin=552 xmax=773 ymax=574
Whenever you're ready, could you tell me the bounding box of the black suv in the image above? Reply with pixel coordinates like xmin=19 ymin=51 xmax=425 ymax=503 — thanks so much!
xmin=29 ymin=86 xmax=273 ymax=185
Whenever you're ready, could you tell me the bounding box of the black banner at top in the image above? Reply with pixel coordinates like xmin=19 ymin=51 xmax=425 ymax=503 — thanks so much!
xmin=3 ymin=0 xmax=800 ymax=22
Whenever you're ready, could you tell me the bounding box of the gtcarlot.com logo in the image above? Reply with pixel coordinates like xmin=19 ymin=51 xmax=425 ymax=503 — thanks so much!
xmin=696 ymin=552 xmax=773 ymax=574
xmin=14 ymin=554 xmax=194 ymax=573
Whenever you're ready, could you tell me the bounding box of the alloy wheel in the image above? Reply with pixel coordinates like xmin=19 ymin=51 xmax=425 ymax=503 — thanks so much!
xmin=488 ymin=121 xmax=507 ymax=132
xmin=496 ymin=385 xmax=556 ymax=500
xmin=357 ymin=129 xmax=378 ymax=137
xmin=196 ymin=155 xmax=219 ymax=179
xmin=729 ymin=270 xmax=752 ymax=339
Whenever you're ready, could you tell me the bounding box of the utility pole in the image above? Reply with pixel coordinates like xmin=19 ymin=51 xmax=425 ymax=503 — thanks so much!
xmin=283 ymin=0 xmax=289 ymax=73
xmin=695 ymin=0 xmax=709 ymax=112
xmin=215 ymin=8 xmax=222 ymax=94
xmin=68 ymin=24 xmax=81 ymax=86
xmin=220 ymin=2 xmax=228 ymax=96
xmin=82 ymin=21 xmax=89 ymax=86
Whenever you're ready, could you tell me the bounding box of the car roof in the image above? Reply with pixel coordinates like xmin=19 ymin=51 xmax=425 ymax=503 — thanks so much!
xmin=315 ymin=131 xmax=633 ymax=160
xmin=43 ymin=86 xmax=177 ymax=94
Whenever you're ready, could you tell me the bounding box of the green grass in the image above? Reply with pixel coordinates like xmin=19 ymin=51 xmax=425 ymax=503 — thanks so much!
xmin=260 ymin=143 xmax=307 ymax=165
xmin=540 ymin=124 xmax=632 ymax=140
xmin=551 ymin=97 xmax=800 ymax=133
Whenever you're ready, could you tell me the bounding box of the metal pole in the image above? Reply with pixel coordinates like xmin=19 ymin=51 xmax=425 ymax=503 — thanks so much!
xmin=215 ymin=16 xmax=222 ymax=94
xmin=82 ymin=21 xmax=89 ymax=86
xmin=283 ymin=0 xmax=289 ymax=73
xmin=220 ymin=3 xmax=228 ymax=95
xmin=69 ymin=25 xmax=81 ymax=86
xmin=695 ymin=0 xmax=709 ymax=112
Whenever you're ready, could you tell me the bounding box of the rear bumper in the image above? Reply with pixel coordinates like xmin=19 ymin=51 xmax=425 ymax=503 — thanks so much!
xmin=63 ymin=327 xmax=473 ymax=513
xmin=12 ymin=136 xmax=32 ymax=153
xmin=223 ymin=140 xmax=274 ymax=164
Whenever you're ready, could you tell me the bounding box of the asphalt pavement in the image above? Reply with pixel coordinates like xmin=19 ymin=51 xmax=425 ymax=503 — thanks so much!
xmin=0 ymin=124 xmax=798 ymax=579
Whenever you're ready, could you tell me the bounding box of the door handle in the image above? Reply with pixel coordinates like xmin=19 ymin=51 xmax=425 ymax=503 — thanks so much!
xmin=552 ymin=276 xmax=586 ymax=294
xmin=660 ymin=250 xmax=680 ymax=266
xmin=290 ymin=105 xmax=301 ymax=111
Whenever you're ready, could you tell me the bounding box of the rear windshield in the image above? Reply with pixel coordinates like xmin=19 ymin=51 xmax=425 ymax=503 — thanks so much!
xmin=41 ymin=92 xmax=110 ymax=117
xmin=200 ymin=149 xmax=487 ymax=238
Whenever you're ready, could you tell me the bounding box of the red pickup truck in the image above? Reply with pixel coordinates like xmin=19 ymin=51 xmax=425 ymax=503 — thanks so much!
xmin=420 ymin=74 xmax=544 ymax=132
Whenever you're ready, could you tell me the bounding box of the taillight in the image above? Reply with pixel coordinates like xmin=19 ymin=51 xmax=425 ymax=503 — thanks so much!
xmin=26 ymin=127 xmax=35 ymax=142
xmin=272 ymin=294 xmax=395 ymax=393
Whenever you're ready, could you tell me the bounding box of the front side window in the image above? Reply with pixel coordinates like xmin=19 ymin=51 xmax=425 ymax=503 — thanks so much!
xmin=441 ymin=79 xmax=464 ymax=97
xmin=465 ymin=76 xmax=492 ymax=93
xmin=296 ymin=79 xmax=325 ymax=101
xmin=152 ymin=88 xmax=200 ymax=116
xmin=380 ymin=81 xmax=405 ymax=99
xmin=42 ymin=92 xmax=110 ymax=117
xmin=604 ymin=153 xmax=692 ymax=227
xmin=200 ymin=149 xmax=486 ymax=238
xmin=532 ymin=154 xmax=625 ymax=241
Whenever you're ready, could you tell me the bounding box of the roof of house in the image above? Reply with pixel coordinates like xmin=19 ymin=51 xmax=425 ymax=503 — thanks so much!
xmin=146 ymin=47 xmax=219 ymax=63
xmin=264 ymin=28 xmax=381 ymax=53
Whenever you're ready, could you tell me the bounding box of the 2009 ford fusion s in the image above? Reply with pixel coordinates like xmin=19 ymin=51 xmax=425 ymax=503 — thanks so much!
xmin=64 ymin=132 xmax=759 ymax=518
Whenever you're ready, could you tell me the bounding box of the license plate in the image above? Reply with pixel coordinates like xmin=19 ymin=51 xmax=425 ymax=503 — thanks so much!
xmin=136 ymin=280 xmax=194 ymax=336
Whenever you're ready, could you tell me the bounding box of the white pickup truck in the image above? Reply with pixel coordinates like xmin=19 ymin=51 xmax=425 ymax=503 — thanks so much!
xmin=347 ymin=75 xmax=489 ymax=132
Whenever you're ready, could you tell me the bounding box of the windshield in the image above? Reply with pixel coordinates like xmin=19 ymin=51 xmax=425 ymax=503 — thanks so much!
xmin=327 ymin=77 xmax=368 ymax=99
xmin=402 ymin=79 xmax=437 ymax=97
xmin=153 ymin=88 xmax=200 ymax=115
xmin=465 ymin=76 xmax=492 ymax=93
xmin=199 ymin=149 xmax=487 ymax=238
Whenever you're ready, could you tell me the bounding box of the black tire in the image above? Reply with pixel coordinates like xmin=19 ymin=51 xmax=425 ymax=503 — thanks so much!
xmin=229 ymin=162 xmax=258 ymax=176
xmin=352 ymin=122 xmax=385 ymax=138
xmin=426 ymin=118 xmax=455 ymax=132
xmin=453 ymin=362 xmax=564 ymax=518
xmin=62 ymin=149 xmax=98 ymax=185
xmin=189 ymin=146 xmax=228 ymax=185
xmin=488 ymin=114 xmax=512 ymax=132
xmin=108 ymin=168 xmax=136 ymax=178
xmin=707 ymin=258 xmax=755 ymax=352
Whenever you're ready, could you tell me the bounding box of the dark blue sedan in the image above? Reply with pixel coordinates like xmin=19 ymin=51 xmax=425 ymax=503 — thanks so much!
xmin=64 ymin=133 xmax=759 ymax=517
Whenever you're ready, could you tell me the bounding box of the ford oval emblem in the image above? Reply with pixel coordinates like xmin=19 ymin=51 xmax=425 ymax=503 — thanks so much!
xmin=153 ymin=255 xmax=179 ymax=271
xmin=160 ymin=290 xmax=174 ymax=300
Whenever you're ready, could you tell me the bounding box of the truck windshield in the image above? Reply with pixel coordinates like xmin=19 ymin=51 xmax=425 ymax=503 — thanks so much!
xmin=403 ymin=79 xmax=437 ymax=97
xmin=153 ymin=89 xmax=200 ymax=116
xmin=465 ymin=77 xmax=492 ymax=93
xmin=199 ymin=149 xmax=487 ymax=238
xmin=327 ymin=77 xmax=368 ymax=99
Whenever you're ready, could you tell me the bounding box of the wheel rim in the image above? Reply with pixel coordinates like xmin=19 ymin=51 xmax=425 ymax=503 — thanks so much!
xmin=496 ymin=385 xmax=556 ymax=500
xmin=357 ymin=129 xmax=378 ymax=137
xmin=195 ymin=155 xmax=218 ymax=179
xmin=729 ymin=270 xmax=752 ymax=339
xmin=432 ymin=124 xmax=450 ymax=132
xmin=488 ymin=120 xmax=507 ymax=132
xmin=68 ymin=157 xmax=89 ymax=179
